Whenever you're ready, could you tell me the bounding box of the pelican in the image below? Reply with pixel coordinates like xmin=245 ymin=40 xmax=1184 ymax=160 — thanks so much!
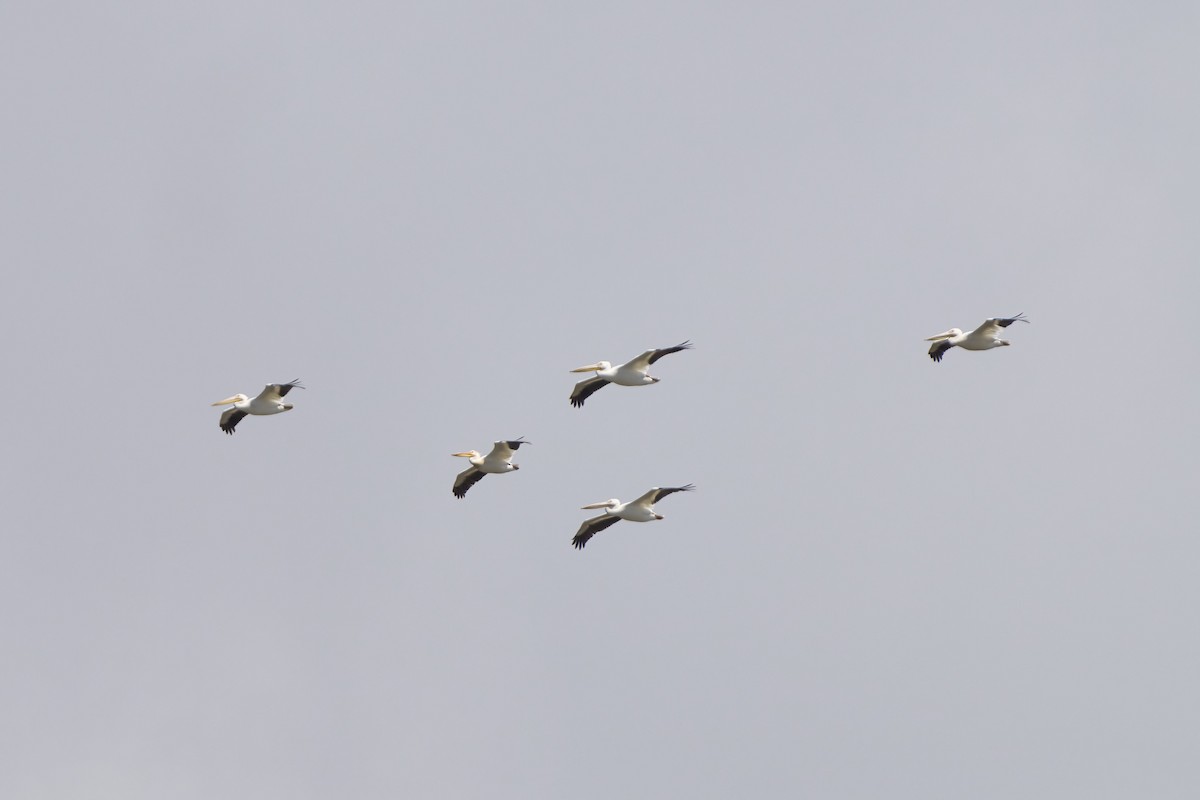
xmin=572 ymin=484 xmax=695 ymax=550
xmin=569 ymin=341 xmax=693 ymax=408
xmin=452 ymin=438 xmax=529 ymax=498
xmin=925 ymin=314 xmax=1029 ymax=362
xmin=211 ymin=380 xmax=304 ymax=434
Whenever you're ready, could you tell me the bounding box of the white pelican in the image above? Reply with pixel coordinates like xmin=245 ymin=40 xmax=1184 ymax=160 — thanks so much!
xmin=452 ymin=438 xmax=529 ymax=498
xmin=211 ymin=380 xmax=304 ymax=435
xmin=569 ymin=341 xmax=693 ymax=408
xmin=572 ymin=484 xmax=695 ymax=550
xmin=926 ymin=314 xmax=1029 ymax=362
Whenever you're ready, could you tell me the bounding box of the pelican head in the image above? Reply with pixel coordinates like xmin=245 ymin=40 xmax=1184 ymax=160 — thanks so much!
xmin=452 ymin=450 xmax=482 ymax=459
xmin=211 ymin=393 xmax=248 ymax=406
xmin=571 ymin=361 xmax=611 ymax=373
xmin=924 ymin=328 xmax=962 ymax=342
xmin=581 ymin=499 xmax=619 ymax=510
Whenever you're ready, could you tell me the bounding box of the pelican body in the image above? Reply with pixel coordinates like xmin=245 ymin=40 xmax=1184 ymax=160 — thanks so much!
xmin=452 ymin=438 xmax=529 ymax=498
xmin=569 ymin=341 xmax=692 ymax=407
xmin=925 ymin=314 xmax=1029 ymax=362
xmin=572 ymin=484 xmax=695 ymax=549
xmin=211 ymin=380 xmax=304 ymax=434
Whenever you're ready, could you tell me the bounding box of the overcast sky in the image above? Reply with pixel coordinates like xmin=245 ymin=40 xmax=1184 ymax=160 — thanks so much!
xmin=2 ymin=2 xmax=1198 ymax=798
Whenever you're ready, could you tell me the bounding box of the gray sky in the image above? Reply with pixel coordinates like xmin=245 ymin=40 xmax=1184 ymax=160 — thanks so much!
xmin=2 ymin=2 xmax=1198 ymax=797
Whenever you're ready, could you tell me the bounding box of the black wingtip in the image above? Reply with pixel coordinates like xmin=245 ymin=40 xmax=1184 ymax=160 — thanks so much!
xmin=928 ymin=341 xmax=953 ymax=362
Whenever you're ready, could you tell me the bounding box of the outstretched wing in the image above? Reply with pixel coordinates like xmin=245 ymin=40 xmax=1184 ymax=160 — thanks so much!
xmin=569 ymin=376 xmax=610 ymax=408
xmin=632 ymin=484 xmax=696 ymax=507
xmin=646 ymin=341 xmax=693 ymax=365
xmin=452 ymin=467 xmax=485 ymax=499
xmin=652 ymin=484 xmax=695 ymax=504
xmin=487 ymin=438 xmax=528 ymax=459
xmin=219 ymin=407 xmax=247 ymax=434
xmin=971 ymin=314 xmax=1028 ymax=338
xmin=572 ymin=515 xmax=622 ymax=549
xmin=625 ymin=341 xmax=694 ymax=371
xmin=256 ymin=379 xmax=304 ymax=403
xmin=928 ymin=340 xmax=955 ymax=362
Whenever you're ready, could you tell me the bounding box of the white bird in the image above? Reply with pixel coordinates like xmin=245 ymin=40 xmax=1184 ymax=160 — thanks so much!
xmin=572 ymin=484 xmax=695 ymax=550
xmin=568 ymin=341 xmax=693 ymax=408
xmin=925 ymin=314 xmax=1029 ymax=362
xmin=211 ymin=380 xmax=304 ymax=435
xmin=452 ymin=438 xmax=529 ymax=498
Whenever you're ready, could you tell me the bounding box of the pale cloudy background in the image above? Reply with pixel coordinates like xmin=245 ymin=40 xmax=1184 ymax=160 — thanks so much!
xmin=2 ymin=2 xmax=1197 ymax=798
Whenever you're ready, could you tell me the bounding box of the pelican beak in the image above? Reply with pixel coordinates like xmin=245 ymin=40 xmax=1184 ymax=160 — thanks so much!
xmin=570 ymin=363 xmax=604 ymax=373
xmin=211 ymin=395 xmax=241 ymax=406
xmin=451 ymin=452 xmax=474 ymax=458
xmin=924 ymin=330 xmax=956 ymax=342
xmin=580 ymin=501 xmax=611 ymax=509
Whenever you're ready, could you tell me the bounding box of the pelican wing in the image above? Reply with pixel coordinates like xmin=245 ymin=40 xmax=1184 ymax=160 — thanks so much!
xmin=632 ymin=484 xmax=696 ymax=508
xmin=569 ymin=376 xmax=610 ymax=408
xmin=572 ymin=515 xmax=622 ymax=549
xmin=219 ymin=407 xmax=247 ymax=434
xmin=928 ymin=340 xmax=955 ymax=362
xmin=646 ymin=340 xmax=693 ymax=365
xmin=625 ymin=341 xmax=693 ymax=371
xmin=452 ymin=466 xmax=486 ymax=498
xmin=971 ymin=314 xmax=1028 ymax=338
xmin=256 ymin=379 xmax=304 ymax=403
xmin=487 ymin=438 xmax=528 ymax=460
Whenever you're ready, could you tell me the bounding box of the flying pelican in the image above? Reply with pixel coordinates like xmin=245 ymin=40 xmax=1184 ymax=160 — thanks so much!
xmin=452 ymin=438 xmax=529 ymax=498
xmin=572 ymin=484 xmax=695 ymax=550
xmin=569 ymin=341 xmax=693 ymax=408
xmin=211 ymin=380 xmax=304 ymax=434
xmin=925 ymin=314 xmax=1029 ymax=362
